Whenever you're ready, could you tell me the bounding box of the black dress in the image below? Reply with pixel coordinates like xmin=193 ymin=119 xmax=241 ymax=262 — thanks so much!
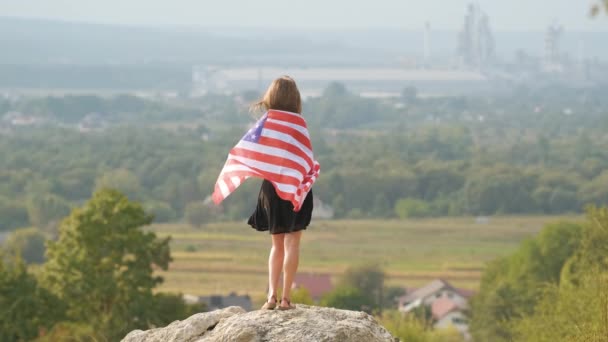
xmin=248 ymin=180 xmax=313 ymax=234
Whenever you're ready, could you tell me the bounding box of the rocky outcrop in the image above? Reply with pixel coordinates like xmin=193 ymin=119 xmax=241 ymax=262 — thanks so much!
xmin=122 ymin=305 xmax=398 ymax=342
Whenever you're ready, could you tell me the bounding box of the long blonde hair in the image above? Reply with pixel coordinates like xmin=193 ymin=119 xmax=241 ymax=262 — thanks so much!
xmin=253 ymin=76 xmax=302 ymax=114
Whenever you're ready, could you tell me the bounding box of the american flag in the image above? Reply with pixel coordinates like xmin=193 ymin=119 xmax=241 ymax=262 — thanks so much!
xmin=212 ymin=110 xmax=320 ymax=212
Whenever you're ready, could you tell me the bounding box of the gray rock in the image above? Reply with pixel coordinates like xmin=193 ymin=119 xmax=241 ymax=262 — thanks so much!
xmin=122 ymin=306 xmax=246 ymax=342
xmin=122 ymin=305 xmax=398 ymax=342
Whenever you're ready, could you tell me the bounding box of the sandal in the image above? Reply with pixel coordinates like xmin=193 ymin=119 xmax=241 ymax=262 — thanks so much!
xmin=277 ymin=297 xmax=296 ymax=310
xmin=261 ymin=295 xmax=277 ymax=310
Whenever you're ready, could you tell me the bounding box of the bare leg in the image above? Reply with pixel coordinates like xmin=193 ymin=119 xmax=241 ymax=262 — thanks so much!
xmin=281 ymin=230 xmax=303 ymax=307
xmin=267 ymin=233 xmax=285 ymax=304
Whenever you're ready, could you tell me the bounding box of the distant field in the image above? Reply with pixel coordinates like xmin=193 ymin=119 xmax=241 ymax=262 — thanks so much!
xmin=151 ymin=215 xmax=581 ymax=303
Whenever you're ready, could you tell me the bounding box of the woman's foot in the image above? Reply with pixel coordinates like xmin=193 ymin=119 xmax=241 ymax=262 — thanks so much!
xmin=277 ymin=297 xmax=296 ymax=310
xmin=261 ymin=295 xmax=277 ymax=310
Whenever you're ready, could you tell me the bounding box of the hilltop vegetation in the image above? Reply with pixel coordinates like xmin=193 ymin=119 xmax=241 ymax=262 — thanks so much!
xmin=471 ymin=206 xmax=608 ymax=341
xmin=0 ymin=190 xmax=202 ymax=341
xmin=1 ymin=84 xmax=607 ymax=232
xmin=1 ymin=190 xmax=597 ymax=341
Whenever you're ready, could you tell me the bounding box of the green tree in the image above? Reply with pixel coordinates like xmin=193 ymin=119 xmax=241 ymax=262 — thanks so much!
xmin=464 ymin=166 xmax=535 ymax=215
xmin=578 ymin=171 xmax=608 ymax=207
xmin=591 ymin=0 xmax=608 ymax=16
xmin=54 ymin=167 xmax=96 ymax=201
xmin=3 ymin=227 xmax=47 ymax=264
xmin=394 ymin=198 xmax=431 ymax=218
xmin=511 ymin=207 xmax=608 ymax=341
xmin=579 ymin=157 xmax=605 ymax=178
xmin=470 ymin=221 xmax=583 ymax=341
xmin=371 ymin=193 xmax=391 ymax=217
xmin=339 ymin=263 xmax=386 ymax=312
xmin=413 ymin=160 xmax=464 ymax=201
xmin=561 ymin=206 xmax=608 ymax=286
xmin=512 ymin=273 xmax=608 ymax=342
xmin=35 ymin=321 xmax=99 ymax=342
xmin=533 ymin=186 xmax=579 ymax=214
xmin=0 ymin=257 xmax=66 ymax=341
xmin=41 ymin=189 xmax=172 ymax=341
xmin=320 ymin=286 xmax=369 ymax=311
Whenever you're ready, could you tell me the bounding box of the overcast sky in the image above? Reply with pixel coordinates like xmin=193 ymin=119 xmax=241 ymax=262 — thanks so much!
xmin=1 ymin=0 xmax=607 ymax=31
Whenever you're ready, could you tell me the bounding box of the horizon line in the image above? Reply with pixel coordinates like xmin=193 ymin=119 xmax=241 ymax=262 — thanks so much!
xmin=2 ymin=15 xmax=608 ymax=34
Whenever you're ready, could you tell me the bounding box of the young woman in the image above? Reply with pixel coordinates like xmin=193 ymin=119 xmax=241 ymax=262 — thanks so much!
xmin=247 ymin=76 xmax=314 ymax=310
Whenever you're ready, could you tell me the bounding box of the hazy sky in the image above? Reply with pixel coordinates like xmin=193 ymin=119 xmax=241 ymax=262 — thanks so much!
xmin=1 ymin=0 xmax=607 ymax=31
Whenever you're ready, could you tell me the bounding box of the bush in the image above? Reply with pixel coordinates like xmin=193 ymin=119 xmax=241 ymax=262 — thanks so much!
xmin=35 ymin=322 xmax=100 ymax=342
xmin=150 ymin=293 xmax=205 ymax=327
xmin=345 ymin=208 xmax=365 ymax=219
xmin=394 ymin=198 xmax=431 ymax=218
xmin=185 ymin=245 xmax=198 ymax=252
xmin=378 ymin=310 xmax=464 ymax=342
xmin=338 ymin=263 xmax=386 ymax=312
xmin=290 ymin=287 xmax=314 ymax=305
xmin=0 ymin=259 xmax=66 ymax=341
xmin=320 ymin=286 xmax=368 ymax=311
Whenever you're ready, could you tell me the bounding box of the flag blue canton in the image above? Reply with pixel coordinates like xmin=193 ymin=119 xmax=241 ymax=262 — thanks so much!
xmin=243 ymin=115 xmax=267 ymax=143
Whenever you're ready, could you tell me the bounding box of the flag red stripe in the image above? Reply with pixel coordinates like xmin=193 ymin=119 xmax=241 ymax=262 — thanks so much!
xmin=230 ymin=147 xmax=307 ymax=177
xmin=221 ymin=161 xmax=303 ymax=188
xmin=222 ymin=157 xmax=302 ymax=186
xmin=258 ymin=136 xmax=313 ymax=169
xmin=224 ymin=175 xmax=237 ymax=193
xmin=268 ymin=110 xmax=307 ymax=127
xmin=263 ymin=121 xmax=312 ymax=150
xmin=212 ymin=185 xmax=223 ymax=204
xmin=221 ymin=171 xmax=301 ymax=190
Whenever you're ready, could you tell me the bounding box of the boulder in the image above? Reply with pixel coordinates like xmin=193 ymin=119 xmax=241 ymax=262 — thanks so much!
xmin=122 ymin=305 xmax=398 ymax=342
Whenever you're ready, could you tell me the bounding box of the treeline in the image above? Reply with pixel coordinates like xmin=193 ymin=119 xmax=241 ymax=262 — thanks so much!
xmin=1 ymin=93 xmax=215 ymax=123
xmin=470 ymin=206 xmax=608 ymax=341
xmin=1 ymin=85 xmax=608 ymax=231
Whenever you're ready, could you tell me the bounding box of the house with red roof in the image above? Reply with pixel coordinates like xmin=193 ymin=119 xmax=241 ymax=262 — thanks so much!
xmin=431 ymin=297 xmax=470 ymax=340
xmin=397 ymin=279 xmax=473 ymax=340
xmin=397 ymin=279 xmax=472 ymax=313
